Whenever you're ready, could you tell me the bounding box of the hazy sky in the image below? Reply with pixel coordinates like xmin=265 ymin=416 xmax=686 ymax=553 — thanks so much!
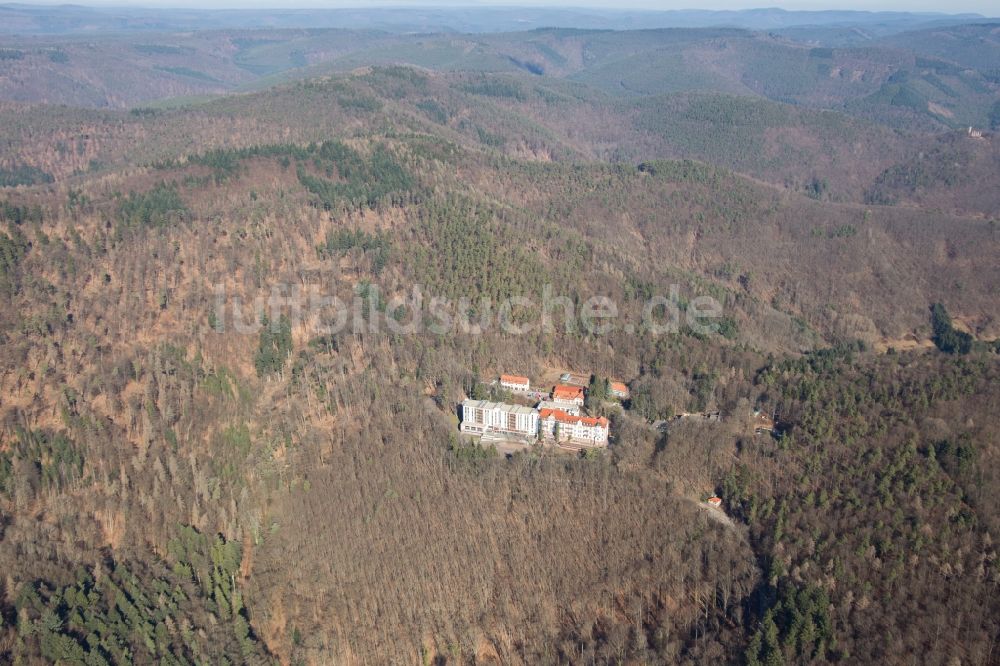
xmin=16 ymin=0 xmax=999 ymax=13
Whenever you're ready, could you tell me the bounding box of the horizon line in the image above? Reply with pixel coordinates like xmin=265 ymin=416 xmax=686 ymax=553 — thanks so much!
xmin=0 ymin=2 xmax=992 ymax=17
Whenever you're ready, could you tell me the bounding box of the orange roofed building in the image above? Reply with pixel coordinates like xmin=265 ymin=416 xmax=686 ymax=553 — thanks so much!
xmin=539 ymin=408 xmax=609 ymax=447
xmin=552 ymin=384 xmax=585 ymax=405
xmin=609 ymin=381 xmax=630 ymax=400
xmin=499 ymin=374 xmax=530 ymax=392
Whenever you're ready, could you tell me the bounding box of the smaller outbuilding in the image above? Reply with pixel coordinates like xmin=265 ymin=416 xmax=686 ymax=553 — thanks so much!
xmin=500 ymin=374 xmax=531 ymax=392
xmin=537 ymin=400 xmax=581 ymax=416
xmin=552 ymin=384 xmax=585 ymax=405
xmin=609 ymin=381 xmax=630 ymax=400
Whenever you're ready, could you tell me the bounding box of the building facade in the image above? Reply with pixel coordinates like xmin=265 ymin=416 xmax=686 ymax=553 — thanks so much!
xmin=538 ymin=408 xmax=609 ymax=447
xmin=460 ymin=400 xmax=538 ymax=438
xmin=499 ymin=374 xmax=531 ymax=392
xmin=552 ymin=384 xmax=585 ymax=405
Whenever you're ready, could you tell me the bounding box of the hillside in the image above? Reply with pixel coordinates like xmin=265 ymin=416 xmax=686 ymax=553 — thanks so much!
xmin=2 ymin=24 xmax=998 ymax=133
xmin=2 ymin=66 xmax=997 ymax=219
xmin=0 ymin=29 xmax=398 ymax=108
xmin=877 ymin=22 xmax=1000 ymax=72
xmin=0 ymin=13 xmax=998 ymax=666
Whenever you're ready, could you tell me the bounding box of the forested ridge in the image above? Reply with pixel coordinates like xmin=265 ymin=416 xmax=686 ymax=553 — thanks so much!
xmin=0 ymin=25 xmax=997 ymax=666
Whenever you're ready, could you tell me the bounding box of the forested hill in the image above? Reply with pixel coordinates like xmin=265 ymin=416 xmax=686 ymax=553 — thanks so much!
xmin=1 ymin=21 xmax=999 ymax=133
xmin=0 ymin=14 xmax=998 ymax=666
xmin=2 ymin=67 xmax=999 ymax=217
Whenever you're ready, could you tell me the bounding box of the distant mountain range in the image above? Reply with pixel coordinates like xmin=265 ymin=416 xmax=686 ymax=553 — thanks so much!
xmin=2 ymin=19 xmax=997 ymax=135
xmin=0 ymin=4 xmax=992 ymax=36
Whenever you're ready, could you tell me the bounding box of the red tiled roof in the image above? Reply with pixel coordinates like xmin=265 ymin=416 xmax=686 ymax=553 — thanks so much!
xmin=610 ymin=381 xmax=629 ymax=394
xmin=539 ymin=408 xmax=608 ymax=428
xmin=500 ymin=374 xmax=529 ymax=385
xmin=552 ymin=384 xmax=584 ymax=400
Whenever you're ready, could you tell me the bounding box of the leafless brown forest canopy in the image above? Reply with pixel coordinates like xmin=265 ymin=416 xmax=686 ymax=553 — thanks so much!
xmin=0 ymin=9 xmax=998 ymax=666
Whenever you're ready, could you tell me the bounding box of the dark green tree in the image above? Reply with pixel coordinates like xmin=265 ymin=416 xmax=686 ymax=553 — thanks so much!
xmin=254 ymin=314 xmax=293 ymax=377
xmin=930 ymin=303 xmax=971 ymax=355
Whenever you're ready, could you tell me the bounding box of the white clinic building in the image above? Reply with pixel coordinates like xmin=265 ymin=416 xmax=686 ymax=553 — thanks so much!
xmin=460 ymin=400 xmax=539 ymax=438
